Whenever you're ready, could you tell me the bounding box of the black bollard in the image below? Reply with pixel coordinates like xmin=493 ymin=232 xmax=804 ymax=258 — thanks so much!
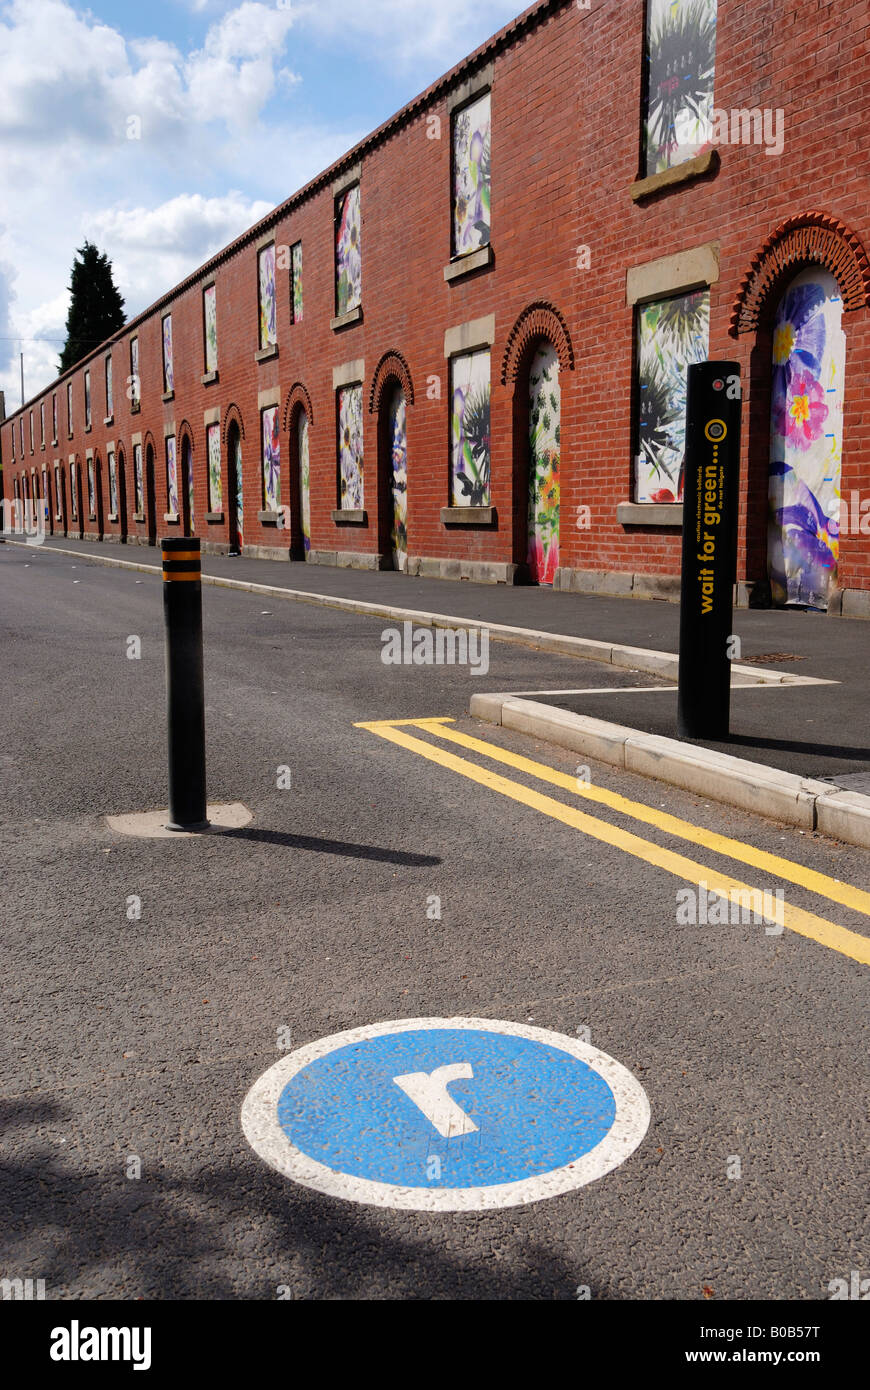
xmin=162 ymin=537 xmax=209 ymax=830
xmin=677 ymin=362 xmax=743 ymax=741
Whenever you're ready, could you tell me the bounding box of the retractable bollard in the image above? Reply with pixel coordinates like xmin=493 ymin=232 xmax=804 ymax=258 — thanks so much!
xmin=677 ymin=362 xmax=743 ymax=740
xmin=162 ymin=538 xmax=209 ymax=831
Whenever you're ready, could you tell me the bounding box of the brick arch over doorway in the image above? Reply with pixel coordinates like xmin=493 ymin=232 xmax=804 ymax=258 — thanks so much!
xmin=729 ymin=212 xmax=870 ymax=337
xmin=501 ymin=302 xmax=575 ymax=385
xmin=368 ymin=350 xmax=415 ymax=415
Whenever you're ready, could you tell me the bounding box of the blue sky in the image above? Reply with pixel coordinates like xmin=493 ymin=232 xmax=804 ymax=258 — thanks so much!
xmin=0 ymin=0 xmax=527 ymax=407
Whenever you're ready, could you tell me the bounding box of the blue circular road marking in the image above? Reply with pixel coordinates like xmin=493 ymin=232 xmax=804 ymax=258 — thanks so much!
xmin=242 ymin=1017 xmax=650 ymax=1212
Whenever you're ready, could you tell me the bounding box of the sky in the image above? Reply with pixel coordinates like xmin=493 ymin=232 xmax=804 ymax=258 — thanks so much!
xmin=0 ymin=0 xmax=527 ymax=409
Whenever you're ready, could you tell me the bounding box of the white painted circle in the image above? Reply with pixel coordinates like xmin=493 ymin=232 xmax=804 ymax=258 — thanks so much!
xmin=241 ymin=1017 xmax=650 ymax=1212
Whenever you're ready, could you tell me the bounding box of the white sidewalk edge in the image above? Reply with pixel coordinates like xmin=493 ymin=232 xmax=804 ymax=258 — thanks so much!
xmin=469 ymin=694 xmax=870 ymax=850
xmin=5 ymin=538 xmax=830 ymax=690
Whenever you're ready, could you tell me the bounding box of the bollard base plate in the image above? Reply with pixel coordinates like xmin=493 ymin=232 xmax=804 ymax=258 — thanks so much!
xmin=105 ymin=803 xmax=252 ymax=839
xmin=165 ymin=819 xmax=211 ymax=833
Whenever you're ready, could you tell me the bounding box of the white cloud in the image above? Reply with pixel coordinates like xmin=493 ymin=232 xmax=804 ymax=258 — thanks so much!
xmin=292 ymin=0 xmax=524 ymax=67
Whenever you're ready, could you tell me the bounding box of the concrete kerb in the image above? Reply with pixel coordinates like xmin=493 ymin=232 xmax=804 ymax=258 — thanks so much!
xmin=469 ymin=694 xmax=870 ymax=850
xmin=4 ymin=539 xmax=826 ymax=688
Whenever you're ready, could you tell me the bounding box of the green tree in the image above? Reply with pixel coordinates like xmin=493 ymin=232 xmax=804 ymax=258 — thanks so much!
xmin=59 ymin=241 xmax=126 ymax=373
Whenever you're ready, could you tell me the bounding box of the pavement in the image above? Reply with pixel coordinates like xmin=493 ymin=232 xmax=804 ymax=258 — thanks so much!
xmin=9 ymin=533 xmax=869 ymax=785
xmin=1 ymin=541 xmax=868 ymax=1301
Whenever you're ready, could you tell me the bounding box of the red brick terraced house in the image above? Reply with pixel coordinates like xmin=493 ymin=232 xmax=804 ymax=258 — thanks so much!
xmin=2 ymin=0 xmax=869 ymax=614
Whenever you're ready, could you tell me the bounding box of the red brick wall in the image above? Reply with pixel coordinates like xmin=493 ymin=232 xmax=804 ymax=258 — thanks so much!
xmin=2 ymin=0 xmax=869 ymax=593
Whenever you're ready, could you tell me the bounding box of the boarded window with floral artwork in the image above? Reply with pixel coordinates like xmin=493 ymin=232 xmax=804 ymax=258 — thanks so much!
xmin=87 ymin=459 xmax=95 ymax=517
xmin=453 ymin=92 xmax=491 ymax=256
xmin=54 ymin=464 xmax=61 ymax=520
xmin=70 ymin=462 xmax=78 ymax=521
xmin=644 ymin=0 xmax=717 ymax=177
xmin=52 ymin=394 xmax=58 ymax=442
xmin=450 ymin=350 xmax=491 ymax=507
xmin=40 ymin=403 xmax=45 ymax=446
xmin=130 ymin=338 xmax=140 ymax=407
xmin=108 ymin=449 xmax=118 ymax=516
xmin=84 ymin=373 xmax=91 ymax=429
xmin=166 ymin=436 xmax=179 ymax=515
xmin=162 ymin=317 xmax=174 ymax=393
xmin=204 ymin=286 xmax=218 ymax=373
xmin=105 ymin=356 xmax=113 ymax=417
xmin=298 ymin=412 xmax=311 ymax=554
xmin=207 ymin=424 xmax=222 ymax=512
xmin=335 ymin=186 xmax=361 ymax=316
xmin=338 ymin=385 xmax=364 ymax=509
xmin=133 ymin=443 xmax=143 ymax=514
xmin=291 ymin=243 xmax=303 ymax=323
xmin=635 ymin=289 xmax=709 ymax=503
xmin=258 ymin=245 xmax=277 ymax=349
xmin=262 ymin=407 xmax=280 ymax=510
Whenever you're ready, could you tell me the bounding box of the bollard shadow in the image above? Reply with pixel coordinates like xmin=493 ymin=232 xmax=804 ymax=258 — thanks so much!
xmin=724 ymin=733 xmax=870 ymax=765
xmin=220 ymin=826 xmax=441 ymax=867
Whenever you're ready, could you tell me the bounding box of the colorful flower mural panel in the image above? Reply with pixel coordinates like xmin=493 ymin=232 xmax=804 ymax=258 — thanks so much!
xmin=768 ymin=268 xmax=844 ymax=610
xmin=645 ymin=0 xmax=717 ymax=177
xmin=84 ymin=372 xmax=91 ymax=429
xmin=87 ymin=460 xmax=95 ymax=517
xmin=336 ymin=186 xmax=361 ymax=317
xmin=389 ymin=391 xmax=408 ymax=569
xmin=106 ymin=357 xmax=113 ymax=417
xmin=262 ymin=406 xmax=281 ymax=511
xmin=451 ymin=350 xmax=491 ymax=508
xmin=527 ymin=342 xmax=560 ymax=585
xmin=166 ymin=437 xmax=179 ymax=516
xmin=207 ymin=424 xmax=222 ymax=512
xmin=108 ymin=451 xmax=117 ymax=515
xmin=130 ymin=338 xmax=140 ymax=406
xmin=298 ymin=413 xmax=311 ymax=554
xmin=453 ymin=92 xmax=491 ymax=255
xmin=291 ymin=243 xmax=303 ymax=323
xmin=162 ymin=317 xmax=174 ymax=393
xmin=338 ymin=385 xmax=364 ymax=510
xmin=635 ymin=289 xmax=710 ymax=503
xmin=204 ymin=285 xmax=218 ymax=373
xmin=134 ymin=443 xmax=143 ymax=514
xmin=259 ymin=245 xmax=277 ymax=349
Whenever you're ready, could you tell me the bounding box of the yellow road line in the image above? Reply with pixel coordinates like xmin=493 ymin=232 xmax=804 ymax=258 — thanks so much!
xmin=402 ymin=718 xmax=870 ymax=921
xmin=355 ymin=719 xmax=870 ymax=967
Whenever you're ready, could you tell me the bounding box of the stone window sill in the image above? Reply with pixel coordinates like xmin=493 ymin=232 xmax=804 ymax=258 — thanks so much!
xmin=133 ymin=512 xmax=145 ymax=523
xmin=104 ymin=415 xmax=113 ymax=427
xmin=331 ymin=306 xmax=362 ymax=332
xmin=617 ymin=501 xmax=683 ymax=527
xmin=162 ymin=391 xmax=174 ymax=403
xmin=40 ymin=443 xmax=45 ymax=451
xmin=441 ymin=505 xmax=496 ymax=526
xmin=332 ymin=508 xmax=367 ymax=524
xmin=630 ymin=150 xmax=719 ymax=202
xmin=444 ymin=244 xmax=494 ymax=282
xmin=255 ymin=345 xmax=278 ymax=363
xmin=205 ymin=511 xmax=223 ymax=523
xmin=108 ymin=512 xmax=119 ymax=522
xmin=84 ymin=425 xmax=92 ymax=434
xmin=258 ymin=510 xmax=281 ymax=525
xmin=201 ymin=370 xmax=219 ymax=386
xmin=163 ymin=512 xmax=180 ymax=524
xmin=131 ymin=402 xmax=141 ymax=415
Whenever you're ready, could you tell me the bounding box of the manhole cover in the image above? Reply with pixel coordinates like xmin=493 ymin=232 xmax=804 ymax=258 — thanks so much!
xmin=820 ymin=773 xmax=870 ymax=795
xmin=742 ymin=652 xmax=806 ymax=664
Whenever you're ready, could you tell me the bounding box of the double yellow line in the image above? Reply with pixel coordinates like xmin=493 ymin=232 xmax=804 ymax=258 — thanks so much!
xmin=356 ymin=718 xmax=870 ymax=966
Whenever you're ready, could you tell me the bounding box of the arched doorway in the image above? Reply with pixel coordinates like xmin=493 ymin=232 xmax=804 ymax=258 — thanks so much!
xmin=181 ymin=437 xmax=194 ymax=537
xmin=145 ymin=444 xmax=157 ymax=546
xmin=767 ymin=267 xmax=845 ymax=611
xmin=525 ymin=341 xmax=561 ymax=586
xmin=377 ymin=385 xmax=408 ymax=571
xmin=227 ymin=423 xmax=244 ymax=555
xmin=294 ymin=408 xmax=311 ymax=561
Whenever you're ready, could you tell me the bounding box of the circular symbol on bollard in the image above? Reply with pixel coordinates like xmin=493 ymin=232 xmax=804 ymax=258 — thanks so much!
xmin=705 ymin=419 xmax=727 ymax=442
xmin=241 ymin=1017 xmax=651 ymax=1211
xmin=712 ymin=378 xmax=725 ymax=392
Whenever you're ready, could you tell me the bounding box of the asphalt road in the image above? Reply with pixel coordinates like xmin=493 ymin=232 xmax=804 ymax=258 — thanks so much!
xmin=1 ymin=544 xmax=867 ymax=1300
